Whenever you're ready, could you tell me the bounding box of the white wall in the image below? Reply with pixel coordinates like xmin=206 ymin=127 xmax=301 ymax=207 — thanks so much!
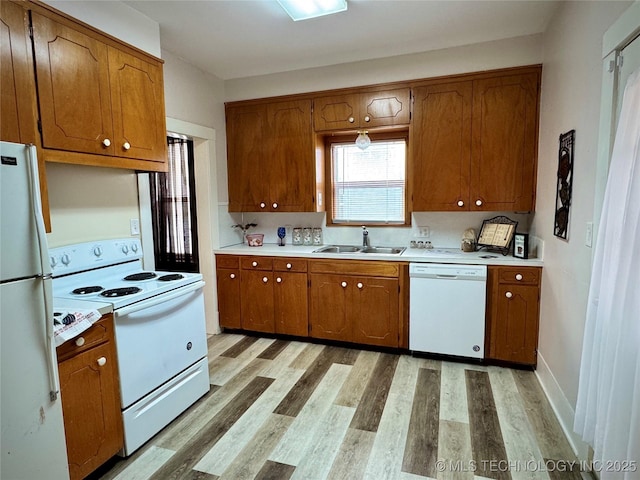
xmin=531 ymin=0 xmax=632 ymax=453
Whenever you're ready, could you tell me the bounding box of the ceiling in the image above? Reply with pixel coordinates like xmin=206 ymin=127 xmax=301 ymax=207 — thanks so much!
xmin=123 ymin=0 xmax=560 ymax=80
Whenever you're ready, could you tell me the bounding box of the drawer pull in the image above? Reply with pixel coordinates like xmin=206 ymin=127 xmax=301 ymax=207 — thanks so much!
xmin=357 ymin=282 xmax=363 ymax=289
xmin=341 ymin=281 xmax=347 ymax=288
xmin=515 ymin=274 xmax=523 ymax=281
xmin=505 ymin=291 xmax=513 ymax=299
xmin=286 ymin=263 xmax=292 ymax=269
xmin=457 ymin=200 xmax=464 ymax=207
xmin=102 ymin=138 xmax=111 ymax=147
xmin=75 ymin=337 xmax=85 ymax=347
xmin=262 ymin=277 xmax=268 ymax=283
xmin=97 ymin=357 xmax=107 ymax=367
xmin=364 ymin=115 xmax=371 ymax=122
xmin=252 ymin=261 xmax=258 ymax=267
xmin=272 ymin=202 xmax=278 ymax=209
xmin=276 ymin=277 xmax=282 ymax=283
xmin=260 ymin=202 xmax=266 ymax=209
xmin=348 ymin=117 xmax=355 ymax=123
xmin=475 ymin=199 xmax=483 ymax=206
xmin=229 ymin=273 xmax=236 ymax=279
xmin=123 ymin=142 xmax=131 ymax=151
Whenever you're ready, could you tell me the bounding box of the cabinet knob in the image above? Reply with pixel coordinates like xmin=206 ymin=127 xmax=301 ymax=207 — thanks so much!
xmin=97 ymin=357 xmax=107 ymax=367
xmin=75 ymin=337 xmax=85 ymax=347
xmin=364 ymin=115 xmax=371 ymax=122
xmin=229 ymin=273 xmax=236 ymax=279
xmin=341 ymin=281 xmax=347 ymax=288
xmin=276 ymin=277 xmax=282 ymax=283
xmin=286 ymin=263 xmax=292 ymax=269
xmin=515 ymin=274 xmax=523 ymax=281
xmin=475 ymin=199 xmax=483 ymax=206
xmin=457 ymin=200 xmax=464 ymax=207
xmin=102 ymin=138 xmax=111 ymax=147
xmin=260 ymin=202 xmax=266 ymax=209
xmin=252 ymin=261 xmax=258 ymax=267
xmin=348 ymin=117 xmax=355 ymax=123
xmin=262 ymin=276 xmax=268 ymax=283
xmin=272 ymin=202 xmax=278 ymax=209
xmin=357 ymin=282 xmax=363 ymax=289
xmin=123 ymin=141 xmax=131 ymax=151
xmin=505 ymin=291 xmax=513 ymax=299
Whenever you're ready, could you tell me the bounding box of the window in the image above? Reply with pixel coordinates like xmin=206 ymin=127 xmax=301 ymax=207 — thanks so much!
xmin=149 ymin=135 xmax=199 ymax=272
xmin=328 ymin=133 xmax=408 ymax=225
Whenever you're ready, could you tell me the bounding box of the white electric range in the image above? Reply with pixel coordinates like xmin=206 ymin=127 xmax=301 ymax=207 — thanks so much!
xmin=50 ymin=238 xmax=210 ymax=455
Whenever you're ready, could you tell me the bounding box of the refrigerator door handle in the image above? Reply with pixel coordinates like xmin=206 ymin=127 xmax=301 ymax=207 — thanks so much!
xmin=26 ymin=145 xmax=59 ymax=401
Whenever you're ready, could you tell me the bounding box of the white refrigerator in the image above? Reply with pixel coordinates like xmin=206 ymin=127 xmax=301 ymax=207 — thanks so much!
xmin=0 ymin=141 xmax=70 ymax=479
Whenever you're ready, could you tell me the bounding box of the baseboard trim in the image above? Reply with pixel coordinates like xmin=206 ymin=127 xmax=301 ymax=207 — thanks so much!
xmin=534 ymin=353 xmax=590 ymax=462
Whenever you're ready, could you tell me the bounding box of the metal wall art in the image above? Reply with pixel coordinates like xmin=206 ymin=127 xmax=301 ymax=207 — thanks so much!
xmin=554 ymin=130 xmax=575 ymax=239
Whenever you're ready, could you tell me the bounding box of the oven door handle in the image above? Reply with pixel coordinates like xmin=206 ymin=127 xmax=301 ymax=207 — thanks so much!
xmin=114 ymin=281 xmax=205 ymax=318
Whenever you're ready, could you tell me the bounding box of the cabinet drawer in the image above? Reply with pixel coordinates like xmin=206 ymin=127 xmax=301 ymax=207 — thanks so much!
xmin=57 ymin=316 xmax=112 ymax=362
xmin=216 ymin=254 xmax=240 ymax=269
xmin=309 ymin=259 xmax=400 ymax=277
xmin=273 ymin=258 xmax=308 ymax=272
xmin=241 ymin=256 xmax=273 ymax=271
xmin=496 ymin=267 xmax=540 ymax=285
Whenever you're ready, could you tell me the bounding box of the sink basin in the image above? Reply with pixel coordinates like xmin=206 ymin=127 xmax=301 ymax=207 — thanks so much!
xmin=313 ymin=245 xmax=362 ymax=254
xmin=361 ymin=246 xmax=406 ymax=255
xmin=312 ymin=245 xmax=405 ymax=255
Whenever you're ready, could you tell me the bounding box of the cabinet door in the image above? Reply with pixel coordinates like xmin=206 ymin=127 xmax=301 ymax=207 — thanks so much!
xmin=240 ymin=270 xmax=275 ymax=333
xmin=471 ymin=73 xmax=539 ymax=211
xmin=274 ymin=272 xmax=308 ymax=336
xmin=216 ymin=268 xmax=241 ymax=329
xmin=309 ymin=273 xmax=351 ymax=341
xmin=351 ymin=276 xmax=399 ymax=347
xmin=59 ymin=342 xmax=122 ymax=480
xmin=108 ymin=47 xmax=167 ymax=163
xmin=361 ymin=88 xmax=411 ymax=128
xmin=313 ymin=93 xmax=359 ymax=131
xmin=411 ymin=82 xmax=472 ymax=211
xmin=226 ymin=104 xmax=267 ymax=211
xmin=267 ymin=99 xmax=315 ymax=211
xmin=1 ymin=1 xmax=37 ymax=144
xmin=31 ymin=13 xmax=114 ymax=155
xmin=490 ymin=284 xmax=539 ymax=365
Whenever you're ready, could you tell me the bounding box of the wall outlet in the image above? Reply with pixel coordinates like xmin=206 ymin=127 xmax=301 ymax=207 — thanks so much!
xmin=130 ymin=218 xmax=140 ymax=236
xmin=417 ymin=226 xmax=431 ymax=238
xmin=585 ymin=221 xmax=593 ymax=247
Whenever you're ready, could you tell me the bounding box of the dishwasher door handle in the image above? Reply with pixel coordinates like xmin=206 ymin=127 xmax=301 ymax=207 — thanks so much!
xmin=435 ymin=274 xmax=458 ymax=279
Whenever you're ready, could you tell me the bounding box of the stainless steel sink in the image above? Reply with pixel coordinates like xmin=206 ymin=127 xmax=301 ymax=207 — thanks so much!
xmin=313 ymin=245 xmax=362 ymax=254
xmin=361 ymin=246 xmax=406 ymax=255
xmin=312 ymin=245 xmax=405 ymax=255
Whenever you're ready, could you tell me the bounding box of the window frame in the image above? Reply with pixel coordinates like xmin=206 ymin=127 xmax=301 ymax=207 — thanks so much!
xmin=324 ymin=130 xmax=411 ymax=227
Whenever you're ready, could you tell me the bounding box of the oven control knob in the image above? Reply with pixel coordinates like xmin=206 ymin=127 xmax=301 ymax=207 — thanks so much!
xmin=93 ymin=246 xmax=103 ymax=257
xmin=121 ymin=245 xmax=129 ymax=254
xmin=50 ymin=256 xmax=57 ymax=268
xmin=131 ymin=243 xmax=138 ymax=253
xmin=61 ymin=254 xmax=70 ymax=266
xmin=186 ymin=342 xmax=192 ymax=350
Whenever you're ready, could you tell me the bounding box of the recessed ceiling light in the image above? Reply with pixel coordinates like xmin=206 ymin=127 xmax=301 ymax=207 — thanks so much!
xmin=276 ymin=0 xmax=348 ymax=21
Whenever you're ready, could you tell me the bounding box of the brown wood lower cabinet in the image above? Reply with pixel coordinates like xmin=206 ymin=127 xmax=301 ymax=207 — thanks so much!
xmin=56 ymin=314 xmax=123 ymax=480
xmin=309 ymin=260 xmax=402 ymax=348
xmin=486 ymin=266 xmax=541 ymax=365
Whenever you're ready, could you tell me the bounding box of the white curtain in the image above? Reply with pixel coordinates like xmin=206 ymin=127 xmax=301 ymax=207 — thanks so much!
xmin=574 ymin=67 xmax=640 ymax=476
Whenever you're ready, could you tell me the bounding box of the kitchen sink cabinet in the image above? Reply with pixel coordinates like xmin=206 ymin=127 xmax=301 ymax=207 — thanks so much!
xmin=57 ymin=314 xmax=123 ymax=480
xmin=313 ymin=88 xmax=411 ymax=131
xmin=309 ymin=260 xmax=403 ymax=348
xmin=410 ymin=67 xmax=540 ymax=212
xmin=226 ymin=99 xmax=321 ymax=212
xmin=486 ymin=266 xmax=541 ymax=366
xmin=30 ymin=7 xmax=167 ymax=171
xmin=215 ymin=255 xmax=242 ymax=329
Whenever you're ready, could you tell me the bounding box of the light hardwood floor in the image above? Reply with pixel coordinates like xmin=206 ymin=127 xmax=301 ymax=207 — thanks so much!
xmin=91 ymin=333 xmax=584 ymax=480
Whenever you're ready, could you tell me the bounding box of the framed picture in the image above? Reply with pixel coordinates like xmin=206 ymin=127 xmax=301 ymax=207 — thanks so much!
xmin=513 ymin=233 xmax=529 ymax=259
xmin=554 ymin=130 xmax=575 ymax=239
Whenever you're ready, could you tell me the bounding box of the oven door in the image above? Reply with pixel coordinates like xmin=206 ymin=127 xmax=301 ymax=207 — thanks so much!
xmin=113 ymin=281 xmax=208 ymax=408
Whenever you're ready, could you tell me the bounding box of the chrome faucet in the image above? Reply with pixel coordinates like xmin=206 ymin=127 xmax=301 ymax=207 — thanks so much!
xmin=362 ymin=226 xmax=370 ymax=247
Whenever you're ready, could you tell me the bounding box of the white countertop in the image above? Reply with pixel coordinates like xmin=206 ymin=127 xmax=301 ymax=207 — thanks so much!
xmin=215 ymin=243 xmax=543 ymax=267
xmin=53 ymin=297 xmax=114 ymax=316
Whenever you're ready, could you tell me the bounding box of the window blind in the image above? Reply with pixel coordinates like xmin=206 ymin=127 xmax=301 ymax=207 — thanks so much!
xmin=331 ymin=139 xmax=406 ymax=224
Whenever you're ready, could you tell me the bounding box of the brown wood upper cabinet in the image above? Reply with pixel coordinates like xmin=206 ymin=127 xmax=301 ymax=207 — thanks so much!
xmin=226 ymin=99 xmax=323 ymax=212
xmin=313 ymin=88 xmax=411 ymax=131
xmin=411 ymin=67 xmax=540 ymax=212
xmin=31 ymin=10 xmax=167 ymax=170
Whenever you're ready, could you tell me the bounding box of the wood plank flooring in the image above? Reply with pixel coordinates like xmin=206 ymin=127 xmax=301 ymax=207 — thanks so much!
xmin=90 ymin=333 xmax=585 ymax=480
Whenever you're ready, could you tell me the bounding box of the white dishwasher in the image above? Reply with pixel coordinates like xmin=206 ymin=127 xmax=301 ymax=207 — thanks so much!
xmin=409 ymin=263 xmax=487 ymax=359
